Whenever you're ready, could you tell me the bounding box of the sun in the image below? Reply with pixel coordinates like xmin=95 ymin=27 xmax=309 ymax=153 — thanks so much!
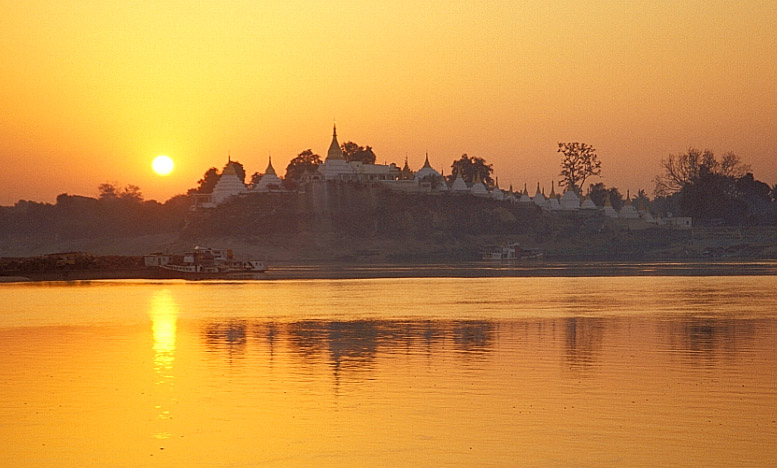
xmin=152 ymin=155 xmax=174 ymax=176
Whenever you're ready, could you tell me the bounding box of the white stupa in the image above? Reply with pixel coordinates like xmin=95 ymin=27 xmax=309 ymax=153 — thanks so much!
xmin=435 ymin=169 xmax=448 ymax=192
xmin=619 ymin=191 xmax=640 ymax=219
xmin=491 ymin=178 xmax=504 ymax=201
xmin=532 ymin=182 xmax=548 ymax=208
xmin=636 ymin=199 xmax=656 ymax=223
xmin=602 ymin=195 xmax=618 ymax=218
xmin=547 ymin=182 xmax=561 ymax=210
xmin=580 ymin=195 xmax=598 ymax=210
xmin=252 ymin=156 xmax=282 ymax=192
xmin=415 ymin=152 xmax=441 ymax=180
xmin=470 ymin=173 xmax=489 ymax=197
xmin=450 ymin=167 xmax=469 ymax=192
xmin=211 ymin=158 xmax=247 ymax=205
xmin=319 ymin=124 xmax=354 ymax=180
xmin=518 ymin=183 xmax=533 ymax=203
xmin=560 ymin=189 xmax=580 ymax=210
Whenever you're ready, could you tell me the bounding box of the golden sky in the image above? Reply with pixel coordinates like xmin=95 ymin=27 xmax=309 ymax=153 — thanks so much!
xmin=1 ymin=0 xmax=775 ymax=204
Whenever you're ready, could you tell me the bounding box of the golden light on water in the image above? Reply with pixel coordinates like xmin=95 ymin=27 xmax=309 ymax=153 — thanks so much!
xmin=0 ymin=278 xmax=776 ymax=466
xmin=149 ymin=289 xmax=178 ymax=440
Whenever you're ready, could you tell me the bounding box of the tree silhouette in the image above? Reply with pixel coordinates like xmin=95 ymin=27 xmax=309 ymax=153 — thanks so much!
xmin=341 ymin=141 xmax=376 ymax=164
xmin=285 ymin=149 xmax=322 ymax=180
xmin=230 ymin=160 xmax=247 ymax=184
xmin=448 ymin=154 xmax=494 ymax=187
xmin=653 ymin=148 xmax=750 ymax=196
xmin=586 ymin=182 xmax=624 ymax=210
xmin=557 ymin=142 xmax=601 ymax=192
xmin=188 ymin=167 xmax=219 ymax=194
xmin=98 ymin=183 xmax=143 ymax=202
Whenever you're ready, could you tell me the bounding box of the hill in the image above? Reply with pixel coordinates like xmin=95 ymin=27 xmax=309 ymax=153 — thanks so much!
xmin=2 ymin=184 xmax=777 ymax=262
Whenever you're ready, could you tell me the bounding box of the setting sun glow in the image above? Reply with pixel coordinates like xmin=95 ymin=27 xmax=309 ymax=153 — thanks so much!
xmin=0 ymin=2 xmax=775 ymax=204
xmin=152 ymin=156 xmax=174 ymax=176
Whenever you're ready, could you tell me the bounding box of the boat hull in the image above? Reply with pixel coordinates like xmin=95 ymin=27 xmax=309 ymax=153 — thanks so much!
xmin=157 ymin=266 xmax=266 ymax=281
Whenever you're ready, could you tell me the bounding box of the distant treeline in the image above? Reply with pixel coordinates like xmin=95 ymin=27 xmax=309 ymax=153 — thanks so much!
xmin=0 ymin=193 xmax=190 ymax=239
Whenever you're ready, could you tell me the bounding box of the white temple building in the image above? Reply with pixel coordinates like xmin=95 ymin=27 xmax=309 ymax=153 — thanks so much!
xmin=603 ymin=196 xmax=618 ymax=218
xmin=618 ymin=193 xmax=640 ymax=219
xmin=211 ymin=158 xmax=247 ymax=205
xmin=252 ymin=156 xmax=282 ymax=192
xmin=518 ymin=184 xmax=532 ymax=204
xmin=436 ymin=170 xmax=449 ymax=192
xmin=318 ymin=125 xmax=355 ymax=181
xmin=532 ymin=183 xmax=548 ymax=208
xmin=470 ymin=174 xmax=489 ymax=197
xmin=415 ymin=153 xmax=441 ymax=180
xmin=560 ymin=189 xmax=580 ymax=210
xmin=491 ymin=178 xmax=504 ymax=201
xmin=450 ymin=168 xmax=469 ymax=192
xmin=580 ymin=195 xmax=598 ymax=210
xmin=547 ymin=182 xmax=561 ymax=210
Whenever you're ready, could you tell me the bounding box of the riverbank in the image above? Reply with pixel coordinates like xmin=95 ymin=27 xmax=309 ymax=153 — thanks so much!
xmin=3 ymin=259 xmax=777 ymax=283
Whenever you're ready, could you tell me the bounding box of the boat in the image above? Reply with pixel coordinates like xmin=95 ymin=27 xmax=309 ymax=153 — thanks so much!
xmin=482 ymin=242 xmax=544 ymax=261
xmin=157 ymin=246 xmax=267 ymax=280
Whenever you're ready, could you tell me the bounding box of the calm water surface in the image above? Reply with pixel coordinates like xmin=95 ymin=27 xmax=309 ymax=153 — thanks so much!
xmin=1 ymin=276 xmax=776 ymax=467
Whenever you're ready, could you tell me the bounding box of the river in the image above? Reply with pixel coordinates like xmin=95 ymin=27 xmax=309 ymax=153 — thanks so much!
xmin=1 ymin=275 xmax=776 ymax=467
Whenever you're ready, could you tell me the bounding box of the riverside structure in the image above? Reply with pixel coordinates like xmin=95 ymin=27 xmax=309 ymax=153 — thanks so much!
xmin=191 ymin=126 xmax=692 ymax=229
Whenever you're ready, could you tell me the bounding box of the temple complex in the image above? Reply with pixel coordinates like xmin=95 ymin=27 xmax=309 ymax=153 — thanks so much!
xmin=188 ymin=125 xmax=690 ymax=229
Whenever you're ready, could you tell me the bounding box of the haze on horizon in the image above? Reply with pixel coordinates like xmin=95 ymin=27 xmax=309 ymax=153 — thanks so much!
xmin=2 ymin=0 xmax=775 ymax=206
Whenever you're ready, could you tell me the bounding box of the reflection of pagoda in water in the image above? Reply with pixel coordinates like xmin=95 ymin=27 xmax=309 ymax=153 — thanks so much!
xmin=200 ymin=319 xmax=496 ymax=374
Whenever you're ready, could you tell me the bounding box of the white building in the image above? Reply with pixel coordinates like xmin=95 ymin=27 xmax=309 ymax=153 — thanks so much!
xmin=532 ymin=183 xmax=548 ymax=208
xmin=491 ymin=178 xmax=504 ymax=201
xmin=619 ymin=193 xmax=640 ymax=219
xmin=318 ymin=125 xmax=400 ymax=182
xmin=470 ymin=173 xmax=489 ymax=197
xmin=252 ymin=157 xmax=283 ymax=192
xmin=580 ymin=195 xmax=598 ymax=210
xmin=415 ymin=153 xmax=441 ymax=180
xmin=211 ymin=158 xmax=247 ymax=205
xmin=560 ymin=189 xmax=580 ymax=210
xmin=450 ymin=168 xmax=469 ymax=192
xmin=602 ymin=196 xmax=618 ymax=218
xmin=318 ymin=125 xmax=355 ymax=181
xmin=547 ymin=182 xmax=561 ymax=210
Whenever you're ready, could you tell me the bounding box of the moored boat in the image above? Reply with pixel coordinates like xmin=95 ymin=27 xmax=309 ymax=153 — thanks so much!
xmin=157 ymin=246 xmax=266 ymax=280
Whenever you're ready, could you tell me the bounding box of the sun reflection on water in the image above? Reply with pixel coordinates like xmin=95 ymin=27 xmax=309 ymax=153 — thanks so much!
xmin=149 ymin=289 xmax=179 ymax=440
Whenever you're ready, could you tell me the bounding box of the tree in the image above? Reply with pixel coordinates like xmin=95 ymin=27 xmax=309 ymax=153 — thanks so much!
xmin=188 ymin=167 xmax=219 ymax=194
xmin=120 ymin=184 xmax=143 ymax=202
xmin=586 ymin=182 xmax=624 ymax=210
xmin=653 ymin=148 xmax=750 ymax=196
xmin=608 ymin=187 xmax=624 ymax=211
xmin=557 ymin=142 xmax=601 ymax=192
xmin=98 ymin=182 xmax=119 ymax=200
xmin=586 ymin=183 xmax=608 ymax=207
xmin=285 ymin=149 xmax=322 ymax=180
xmin=680 ymin=171 xmax=741 ymax=223
xmin=341 ymin=141 xmax=376 ymax=164
xmin=448 ymin=154 xmax=494 ymax=187
xmin=230 ymin=160 xmax=247 ymax=184
xmin=633 ymin=189 xmax=651 ymax=210
xmin=98 ymin=183 xmax=143 ymax=202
